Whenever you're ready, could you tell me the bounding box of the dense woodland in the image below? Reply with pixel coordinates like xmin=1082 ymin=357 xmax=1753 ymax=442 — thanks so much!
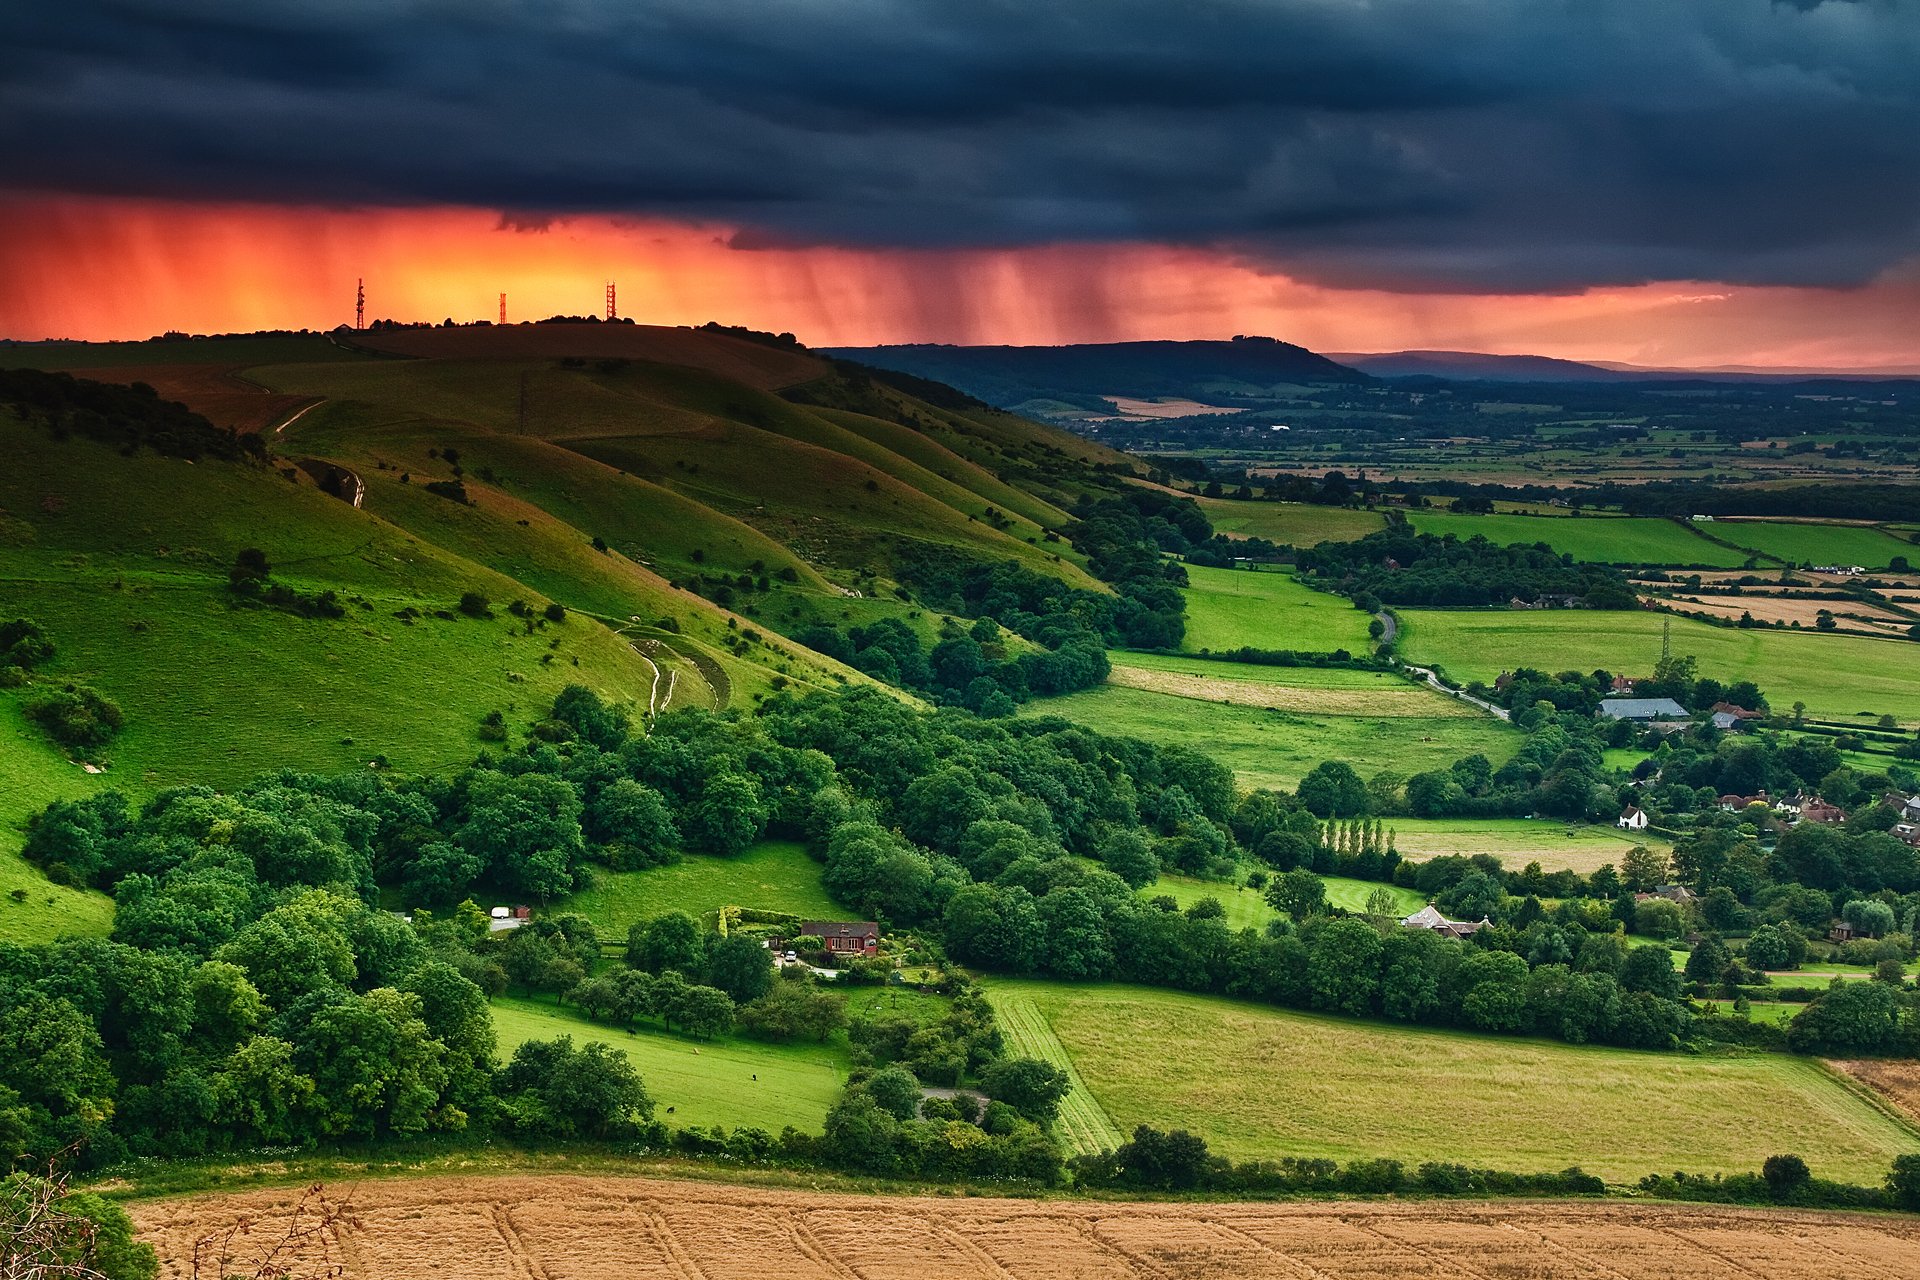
xmin=1297 ymin=527 xmax=1641 ymax=608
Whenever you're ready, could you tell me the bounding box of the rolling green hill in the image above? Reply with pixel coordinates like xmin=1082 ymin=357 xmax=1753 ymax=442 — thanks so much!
xmin=0 ymin=325 xmax=1150 ymax=939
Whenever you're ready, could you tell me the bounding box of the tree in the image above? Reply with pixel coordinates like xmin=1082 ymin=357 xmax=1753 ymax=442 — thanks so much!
xmin=25 ymin=684 xmax=124 ymax=757
xmin=228 ymin=548 xmax=271 ymax=596
xmin=1888 ymin=1154 xmax=1920 ymax=1210
xmin=736 ymin=979 xmax=847 ymax=1042
xmin=1619 ymin=943 xmax=1681 ymax=999
xmin=1296 ymin=761 xmax=1370 ymax=818
xmin=585 ymin=779 xmax=676 ymax=868
xmin=1455 ymin=949 xmax=1529 ymax=1032
xmin=548 ymin=685 xmax=629 ymax=751
xmin=1098 ymin=829 xmax=1159 ymax=889
xmin=863 ymin=1065 xmax=923 ymax=1121
xmin=1843 ymin=898 xmax=1897 ymax=939
xmin=1307 ymin=918 xmax=1383 ymax=1016
xmin=684 ymin=773 xmax=768 ymax=855
xmin=1683 ymin=934 xmax=1733 ymax=989
xmin=1112 ymin=1125 xmax=1212 ymax=1190
xmin=627 ymin=911 xmax=705 ymax=976
xmin=980 ymin=1057 xmax=1071 ymax=1125
xmin=1037 ymin=888 xmax=1113 ymax=980
xmin=495 ymin=1037 xmax=652 ymax=1138
xmin=297 ymin=988 xmax=451 ymax=1139
xmin=1761 ymin=1153 xmax=1811 ymax=1202
xmin=456 ymin=771 xmax=585 ymax=899
xmin=703 ymin=933 xmax=774 ymax=1004
xmin=0 ymin=1161 xmax=158 ymax=1280
xmin=1265 ymin=868 xmax=1327 ymax=921
xmin=1620 ymin=844 xmax=1668 ymax=892
xmin=1632 ymin=897 xmax=1683 ymax=941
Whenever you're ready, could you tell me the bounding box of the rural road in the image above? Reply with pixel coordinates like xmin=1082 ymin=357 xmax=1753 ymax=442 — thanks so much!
xmin=1378 ymin=611 xmax=1512 ymax=721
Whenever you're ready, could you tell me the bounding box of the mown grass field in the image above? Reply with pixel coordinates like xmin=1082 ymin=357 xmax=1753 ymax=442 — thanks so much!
xmin=1026 ymin=683 xmax=1516 ymax=791
xmin=1195 ymin=497 xmax=1385 ymax=545
xmin=1110 ymin=651 xmax=1484 ymax=718
xmin=557 ymin=841 xmax=840 ymax=938
xmin=979 ymin=979 xmax=1918 ymax=1180
xmin=1398 ymin=608 xmax=1920 ymax=724
xmin=1407 ymin=511 xmax=1751 ymax=566
xmin=1179 ymin=564 xmax=1376 ymax=653
xmin=1710 ymin=520 xmax=1920 ymax=568
xmin=1388 ymin=817 xmax=1672 ymax=875
xmin=491 ymin=996 xmax=845 ymax=1133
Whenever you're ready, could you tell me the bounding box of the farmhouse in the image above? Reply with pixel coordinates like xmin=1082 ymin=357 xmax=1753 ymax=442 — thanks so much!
xmin=1796 ymin=798 xmax=1845 ymax=826
xmin=1616 ymin=805 xmax=1649 ymax=831
xmin=1597 ymin=697 xmax=1688 ymax=722
xmin=1609 ymin=675 xmax=1638 ymax=693
xmin=1893 ymin=822 xmax=1920 ymax=848
xmin=800 ymin=920 xmax=881 ymax=956
xmin=1400 ymin=904 xmax=1489 ymax=940
xmin=1711 ymin=702 xmax=1763 ymax=722
xmin=1708 ymin=711 xmax=1751 ymax=732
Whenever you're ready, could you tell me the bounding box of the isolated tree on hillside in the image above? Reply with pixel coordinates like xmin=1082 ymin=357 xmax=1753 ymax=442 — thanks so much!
xmin=1266 ymin=868 xmax=1327 ymax=921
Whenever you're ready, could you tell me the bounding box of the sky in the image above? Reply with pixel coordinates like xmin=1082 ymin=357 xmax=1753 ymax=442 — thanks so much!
xmin=3 ymin=1 xmax=1918 ymax=366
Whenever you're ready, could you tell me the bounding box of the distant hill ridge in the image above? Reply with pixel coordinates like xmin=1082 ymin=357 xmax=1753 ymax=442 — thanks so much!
xmin=824 ymin=336 xmax=1366 ymax=410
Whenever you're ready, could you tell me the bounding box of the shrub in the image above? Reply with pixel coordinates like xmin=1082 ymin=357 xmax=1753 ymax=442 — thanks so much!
xmin=24 ymin=684 xmax=123 ymax=755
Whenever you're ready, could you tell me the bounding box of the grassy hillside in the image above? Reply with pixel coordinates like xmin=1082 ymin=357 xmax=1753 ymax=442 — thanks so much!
xmin=982 ymin=980 xmax=1918 ymax=1179
xmin=1398 ymin=608 xmax=1920 ymax=724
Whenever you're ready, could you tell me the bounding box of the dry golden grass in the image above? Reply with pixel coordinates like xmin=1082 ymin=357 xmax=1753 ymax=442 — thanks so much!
xmin=133 ymin=1173 xmax=1920 ymax=1279
xmin=1830 ymin=1058 xmax=1920 ymax=1125
xmin=1660 ymin=593 xmax=1904 ymax=629
xmin=1105 ymin=663 xmax=1479 ymax=718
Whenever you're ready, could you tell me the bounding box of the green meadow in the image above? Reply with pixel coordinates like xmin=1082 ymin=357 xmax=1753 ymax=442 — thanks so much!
xmin=1407 ymin=511 xmax=1750 ymax=566
xmin=979 ymin=979 xmax=1918 ymax=1180
xmin=556 ymin=840 xmax=841 ymax=939
xmin=1194 ymin=497 xmax=1385 ymax=545
xmin=1146 ymin=872 xmax=1423 ymax=929
xmin=1398 ymin=608 xmax=1920 ymax=724
xmin=1710 ymin=520 xmax=1919 ymax=568
xmin=491 ymin=996 xmax=845 ymax=1133
xmin=1180 ymin=564 xmax=1376 ymax=653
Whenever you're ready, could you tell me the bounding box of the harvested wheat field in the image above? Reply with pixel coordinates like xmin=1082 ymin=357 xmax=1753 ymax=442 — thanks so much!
xmin=1105 ymin=660 xmax=1478 ymax=718
xmin=134 ymin=1173 xmax=1920 ymax=1279
xmin=1832 ymin=1057 xmax=1920 ymax=1125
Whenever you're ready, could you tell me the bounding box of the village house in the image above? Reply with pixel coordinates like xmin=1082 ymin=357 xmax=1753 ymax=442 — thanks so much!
xmin=1711 ymin=702 xmax=1763 ymax=722
xmin=1893 ymin=794 xmax=1920 ymax=823
xmin=1400 ymin=904 xmax=1489 ymax=940
xmin=1634 ymin=884 xmax=1696 ymax=906
xmin=1718 ymin=790 xmax=1771 ymax=812
xmin=1892 ymin=822 xmax=1920 ymax=848
xmin=1616 ymin=805 xmax=1649 ymax=831
xmin=1796 ymin=798 xmax=1845 ymax=825
xmin=1598 ymin=697 xmax=1688 ymax=722
xmin=799 ymin=920 xmax=881 ymax=957
xmin=1609 ymin=675 xmax=1638 ymax=693
xmin=1708 ymin=711 xmax=1751 ymax=732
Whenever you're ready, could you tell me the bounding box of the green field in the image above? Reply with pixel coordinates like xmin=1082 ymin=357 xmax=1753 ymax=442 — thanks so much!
xmin=1709 ymin=520 xmax=1920 ymax=569
xmin=556 ymin=841 xmax=840 ymax=938
xmin=1026 ymin=683 xmax=1516 ymax=792
xmin=980 ymin=980 xmax=1918 ymax=1180
xmin=1399 ymin=608 xmax=1920 ymax=725
xmin=1180 ymin=564 xmax=1376 ymax=653
xmin=1195 ymin=497 xmax=1385 ymax=545
xmin=1408 ymin=512 xmax=1750 ymax=566
xmin=491 ymin=996 xmax=845 ymax=1133
xmin=1388 ymin=818 xmax=1671 ymax=875
xmin=0 ymin=700 xmax=115 ymax=942
xmin=1147 ymin=872 xmax=1422 ymax=929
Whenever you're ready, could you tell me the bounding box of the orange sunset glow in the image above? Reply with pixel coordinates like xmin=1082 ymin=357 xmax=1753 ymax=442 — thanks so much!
xmin=7 ymin=195 xmax=1918 ymax=370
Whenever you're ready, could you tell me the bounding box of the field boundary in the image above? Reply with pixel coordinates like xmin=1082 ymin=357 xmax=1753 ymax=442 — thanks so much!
xmin=985 ymin=986 xmax=1125 ymax=1156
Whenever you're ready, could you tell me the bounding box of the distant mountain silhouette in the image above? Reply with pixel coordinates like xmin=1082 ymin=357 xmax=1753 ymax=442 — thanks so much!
xmin=825 ymin=337 xmax=1365 ymax=410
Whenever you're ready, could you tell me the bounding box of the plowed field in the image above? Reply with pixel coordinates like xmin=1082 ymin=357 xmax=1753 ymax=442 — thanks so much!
xmin=135 ymin=1173 xmax=1920 ymax=1278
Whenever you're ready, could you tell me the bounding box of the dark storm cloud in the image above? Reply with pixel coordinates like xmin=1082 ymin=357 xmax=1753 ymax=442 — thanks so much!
xmin=2 ymin=0 xmax=1917 ymax=292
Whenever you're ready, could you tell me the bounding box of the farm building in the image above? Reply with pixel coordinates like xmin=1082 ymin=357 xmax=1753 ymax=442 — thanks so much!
xmin=1598 ymin=697 xmax=1688 ymax=721
xmin=1616 ymin=805 xmax=1649 ymax=831
xmin=800 ymin=921 xmax=881 ymax=956
xmin=1400 ymin=904 xmax=1489 ymax=940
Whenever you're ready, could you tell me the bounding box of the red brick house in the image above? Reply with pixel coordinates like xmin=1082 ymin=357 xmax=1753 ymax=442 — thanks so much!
xmin=800 ymin=921 xmax=880 ymax=956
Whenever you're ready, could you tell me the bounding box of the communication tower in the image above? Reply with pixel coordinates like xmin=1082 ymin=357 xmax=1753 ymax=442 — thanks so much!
xmin=355 ymin=278 xmax=365 ymax=330
xmin=605 ymin=280 xmax=617 ymax=322
xmin=499 ymin=293 xmax=507 ymax=325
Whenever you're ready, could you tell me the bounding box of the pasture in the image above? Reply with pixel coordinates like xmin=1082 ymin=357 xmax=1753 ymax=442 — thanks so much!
xmin=1179 ymin=564 xmax=1377 ymax=653
xmin=132 ymin=1175 xmax=1920 ymax=1280
xmin=1712 ymin=520 xmax=1920 ymax=568
xmin=1025 ymin=681 xmax=1516 ymax=791
xmin=1407 ymin=511 xmax=1751 ymax=566
xmin=1195 ymin=496 xmax=1385 ymax=545
xmin=490 ymin=996 xmax=845 ymax=1134
xmin=1397 ymin=608 xmax=1920 ymax=724
xmin=1387 ymin=817 xmax=1672 ymax=875
xmin=1109 ymin=651 xmax=1481 ymax=718
xmin=557 ymin=840 xmax=840 ymax=937
xmin=1146 ymin=872 xmax=1423 ymax=929
xmin=980 ymin=979 xmax=1918 ymax=1180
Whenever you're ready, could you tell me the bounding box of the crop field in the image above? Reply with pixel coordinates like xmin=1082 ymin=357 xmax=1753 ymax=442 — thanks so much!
xmin=1659 ymin=592 xmax=1910 ymax=631
xmin=1178 ymin=565 xmax=1378 ymax=653
xmin=979 ymin=980 xmax=1918 ymax=1181
xmin=490 ymin=997 xmax=845 ymax=1134
xmin=557 ymin=840 xmax=840 ymax=937
xmin=1110 ymin=652 xmax=1480 ymax=718
xmin=1407 ymin=511 xmax=1751 ymax=566
xmin=1397 ymin=608 xmax=1920 ymax=724
xmin=1387 ymin=818 xmax=1672 ymax=875
xmin=1712 ymin=519 xmax=1920 ymax=568
xmin=1194 ymin=495 xmax=1385 ymax=545
xmin=131 ymin=1174 xmax=1920 ymax=1280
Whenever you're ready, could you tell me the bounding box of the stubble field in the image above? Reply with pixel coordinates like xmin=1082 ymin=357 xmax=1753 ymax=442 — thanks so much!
xmin=133 ymin=1173 xmax=1920 ymax=1278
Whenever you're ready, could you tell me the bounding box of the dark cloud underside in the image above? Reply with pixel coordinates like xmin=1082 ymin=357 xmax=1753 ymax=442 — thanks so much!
xmin=2 ymin=0 xmax=1916 ymax=291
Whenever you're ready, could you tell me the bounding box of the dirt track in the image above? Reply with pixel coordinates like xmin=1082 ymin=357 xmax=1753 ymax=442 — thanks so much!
xmin=133 ymin=1173 xmax=1920 ymax=1278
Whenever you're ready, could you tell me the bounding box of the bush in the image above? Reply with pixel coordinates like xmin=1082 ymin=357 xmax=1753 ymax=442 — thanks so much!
xmin=458 ymin=591 xmax=493 ymax=618
xmin=24 ymin=684 xmax=123 ymax=755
